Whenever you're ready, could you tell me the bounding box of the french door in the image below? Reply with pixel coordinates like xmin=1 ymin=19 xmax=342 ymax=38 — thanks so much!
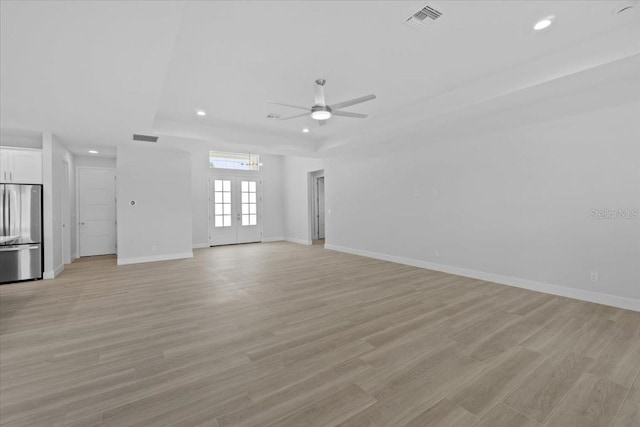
xmin=208 ymin=176 xmax=262 ymax=246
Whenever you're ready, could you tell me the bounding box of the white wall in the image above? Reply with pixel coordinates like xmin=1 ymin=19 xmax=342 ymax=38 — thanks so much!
xmin=259 ymin=154 xmax=284 ymax=242
xmin=282 ymin=156 xmax=324 ymax=245
xmin=325 ymin=102 xmax=640 ymax=311
xmin=42 ymin=132 xmax=76 ymax=278
xmin=75 ymin=155 xmax=116 ymax=169
xmin=116 ymin=146 xmax=192 ymax=264
xmin=0 ymin=128 xmax=42 ymax=149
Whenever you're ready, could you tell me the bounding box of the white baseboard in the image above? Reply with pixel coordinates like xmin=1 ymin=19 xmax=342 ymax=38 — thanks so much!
xmin=262 ymin=236 xmax=285 ymax=243
xmin=43 ymin=263 xmax=65 ymax=279
xmin=71 ymin=252 xmax=78 ymax=261
xmin=325 ymin=244 xmax=640 ymax=312
xmin=192 ymin=243 xmax=210 ymax=249
xmin=117 ymin=252 xmax=193 ymax=266
xmin=285 ymin=237 xmax=312 ymax=245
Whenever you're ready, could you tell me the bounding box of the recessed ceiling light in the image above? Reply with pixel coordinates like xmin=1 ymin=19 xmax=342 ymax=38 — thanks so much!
xmin=196 ymin=110 xmax=206 ymax=116
xmin=534 ymin=16 xmax=554 ymax=31
xmin=88 ymin=150 xmax=99 ymax=154
xmin=302 ymin=128 xmax=310 ymax=133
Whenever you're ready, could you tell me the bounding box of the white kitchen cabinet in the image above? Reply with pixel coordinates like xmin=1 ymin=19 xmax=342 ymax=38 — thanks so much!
xmin=0 ymin=147 xmax=43 ymax=184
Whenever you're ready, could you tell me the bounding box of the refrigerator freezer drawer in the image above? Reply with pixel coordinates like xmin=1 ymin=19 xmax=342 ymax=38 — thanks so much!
xmin=0 ymin=244 xmax=42 ymax=283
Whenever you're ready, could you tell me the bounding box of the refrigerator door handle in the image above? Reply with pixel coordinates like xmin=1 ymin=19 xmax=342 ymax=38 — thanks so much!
xmin=1 ymin=187 xmax=6 ymax=236
xmin=6 ymin=188 xmax=11 ymax=236
xmin=0 ymin=245 xmax=40 ymax=252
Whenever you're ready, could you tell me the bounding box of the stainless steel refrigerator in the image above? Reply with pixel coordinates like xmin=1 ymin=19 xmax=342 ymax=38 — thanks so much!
xmin=0 ymin=184 xmax=43 ymax=283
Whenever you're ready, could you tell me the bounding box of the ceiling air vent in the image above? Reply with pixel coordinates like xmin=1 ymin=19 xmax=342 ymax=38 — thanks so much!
xmin=132 ymin=134 xmax=158 ymax=143
xmin=405 ymin=4 xmax=443 ymax=29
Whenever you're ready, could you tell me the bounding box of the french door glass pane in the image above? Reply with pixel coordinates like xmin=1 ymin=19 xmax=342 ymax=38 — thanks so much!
xmin=214 ymin=180 xmax=232 ymax=227
xmin=240 ymin=180 xmax=257 ymax=226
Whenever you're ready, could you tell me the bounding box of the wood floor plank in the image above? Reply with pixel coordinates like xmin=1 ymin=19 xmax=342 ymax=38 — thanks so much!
xmin=402 ymin=398 xmax=477 ymax=427
xmin=588 ymin=322 xmax=640 ymax=388
xmin=216 ymin=358 xmax=370 ymax=427
xmin=360 ymin=353 xmax=485 ymax=425
xmin=472 ymin=403 xmax=540 ymax=427
xmin=522 ymin=315 xmax=618 ymax=358
xmin=545 ymin=372 xmax=628 ymax=427
xmin=503 ymin=351 xmax=593 ymax=423
xmin=611 ymin=372 xmax=640 ymax=427
xmin=265 ymin=384 xmax=375 ymax=427
xmin=467 ymin=298 xmax=569 ymax=362
xmin=0 ymin=242 xmax=638 ymax=426
xmin=125 ymin=393 xmax=250 ymax=427
xmin=611 ymin=394 xmax=640 ymax=427
xmin=449 ymin=347 xmax=542 ymax=416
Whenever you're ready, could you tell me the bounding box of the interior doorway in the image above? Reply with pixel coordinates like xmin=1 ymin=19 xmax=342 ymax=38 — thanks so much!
xmin=62 ymin=160 xmax=71 ymax=264
xmin=316 ymin=177 xmax=325 ymax=239
xmin=309 ymin=169 xmax=325 ymax=243
xmin=208 ymin=175 xmax=262 ymax=246
xmin=77 ymin=167 xmax=117 ymax=256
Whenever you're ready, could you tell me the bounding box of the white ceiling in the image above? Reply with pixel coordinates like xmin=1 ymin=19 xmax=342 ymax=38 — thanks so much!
xmin=1 ymin=1 xmax=639 ymax=157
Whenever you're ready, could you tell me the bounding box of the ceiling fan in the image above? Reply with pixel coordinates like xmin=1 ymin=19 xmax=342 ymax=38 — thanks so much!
xmin=267 ymin=79 xmax=376 ymax=126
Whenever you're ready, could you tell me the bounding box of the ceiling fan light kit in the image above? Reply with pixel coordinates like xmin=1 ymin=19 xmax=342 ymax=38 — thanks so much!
xmin=267 ymin=79 xmax=376 ymax=126
xmin=311 ymin=106 xmax=332 ymax=120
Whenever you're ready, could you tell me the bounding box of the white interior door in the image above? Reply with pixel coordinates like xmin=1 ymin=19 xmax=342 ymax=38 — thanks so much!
xmin=78 ymin=168 xmax=116 ymax=256
xmin=317 ymin=177 xmax=325 ymax=239
xmin=209 ymin=176 xmax=261 ymax=246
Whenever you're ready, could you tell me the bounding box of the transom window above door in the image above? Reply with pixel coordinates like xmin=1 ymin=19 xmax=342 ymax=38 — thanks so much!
xmin=209 ymin=151 xmax=260 ymax=171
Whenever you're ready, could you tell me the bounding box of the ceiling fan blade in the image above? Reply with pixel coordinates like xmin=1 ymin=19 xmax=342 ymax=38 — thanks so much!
xmin=319 ymin=120 xmax=327 ymax=126
xmin=314 ymin=84 xmax=326 ymax=106
xmin=329 ymin=94 xmax=376 ymax=111
xmin=278 ymin=112 xmax=309 ymax=120
xmin=266 ymin=101 xmax=310 ymax=111
xmin=332 ymin=110 xmax=368 ymax=119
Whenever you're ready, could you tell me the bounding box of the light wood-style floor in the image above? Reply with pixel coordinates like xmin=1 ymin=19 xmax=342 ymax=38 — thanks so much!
xmin=1 ymin=242 xmax=639 ymax=427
